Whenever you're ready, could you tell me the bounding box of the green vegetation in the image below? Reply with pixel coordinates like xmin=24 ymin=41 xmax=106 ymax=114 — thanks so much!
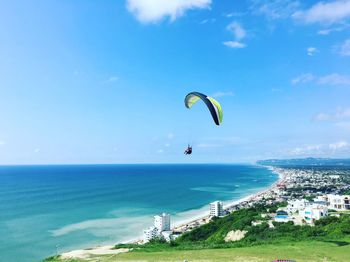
xmin=45 ymin=204 xmax=350 ymax=261
xmin=175 ymin=204 xmax=350 ymax=249
xmin=303 ymin=195 xmax=315 ymax=201
xmin=112 ymin=204 xmax=350 ymax=255
xmin=44 ymin=256 xmax=59 ymax=261
xmin=115 ymin=241 xmax=350 ymax=262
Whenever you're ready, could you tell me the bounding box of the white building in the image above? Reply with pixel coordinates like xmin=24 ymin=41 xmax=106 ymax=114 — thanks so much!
xmin=327 ymin=194 xmax=350 ymax=211
xmin=154 ymin=213 xmax=171 ymax=231
xmin=300 ymin=204 xmax=328 ymax=224
xmin=210 ymin=201 xmax=224 ymax=217
xmin=161 ymin=231 xmax=173 ymax=242
xmin=315 ymin=195 xmax=328 ymax=202
xmin=143 ymin=213 xmax=171 ymax=243
xmin=143 ymin=226 xmax=159 ymax=243
xmin=286 ymin=199 xmax=309 ymax=213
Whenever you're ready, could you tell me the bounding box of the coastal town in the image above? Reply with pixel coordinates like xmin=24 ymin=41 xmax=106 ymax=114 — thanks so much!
xmin=57 ymin=166 xmax=350 ymax=260
xmin=141 ymin=166 xmax=350 ymax=243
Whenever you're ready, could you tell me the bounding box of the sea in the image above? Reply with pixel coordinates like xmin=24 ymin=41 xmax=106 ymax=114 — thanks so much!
xmin=0 ymin=164 xmax=278 ymax=262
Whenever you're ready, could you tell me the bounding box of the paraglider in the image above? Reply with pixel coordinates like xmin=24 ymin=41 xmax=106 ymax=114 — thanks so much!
xmin=184 ymin=145 xmax=192 ymax=155
xmin=184 ymin=92 xmax=223 ymax=126
xmin=183 ymin=92 xmax=223 ymax=155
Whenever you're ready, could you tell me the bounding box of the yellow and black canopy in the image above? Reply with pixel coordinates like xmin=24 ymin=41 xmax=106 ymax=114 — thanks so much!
xmin=184 ymin=92 xmax=223 ymax=126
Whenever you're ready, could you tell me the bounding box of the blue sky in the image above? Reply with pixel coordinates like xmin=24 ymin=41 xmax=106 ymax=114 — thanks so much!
xmin=0 ymin=0 xmax=350 ymax=164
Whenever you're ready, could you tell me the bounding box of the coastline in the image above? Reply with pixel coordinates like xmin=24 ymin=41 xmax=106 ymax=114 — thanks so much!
xmin=59 ymin=165 xmax=284 ymax=259
xmin=171 ymin=166 xmax=284 ymax=233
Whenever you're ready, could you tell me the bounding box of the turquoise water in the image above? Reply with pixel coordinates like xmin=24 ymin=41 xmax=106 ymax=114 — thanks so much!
xmin=0 ymin=164 xmax=278 ymax=261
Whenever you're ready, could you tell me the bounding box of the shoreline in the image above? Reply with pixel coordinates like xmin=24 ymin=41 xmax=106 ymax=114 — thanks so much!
xmin=58 ymin=165 xmax=284 ymax=259
xmin=171 ymin=166 xmax=284 ymax=233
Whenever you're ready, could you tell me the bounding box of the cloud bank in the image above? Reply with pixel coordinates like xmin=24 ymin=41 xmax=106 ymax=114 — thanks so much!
xmin=285 ymin=141 xmax=350 ymax=156
xmin=293 ymin=0 xmax=350 ymax=24
xmin=313 ymin=108 xmax=350 ymax=121
xmin=126 ymin=0 xmax=211 ymax=23
xmin=251 ymin=0 xmax=300 ymax=20
xmin=292 ymin=73 xmax=350 ymax=86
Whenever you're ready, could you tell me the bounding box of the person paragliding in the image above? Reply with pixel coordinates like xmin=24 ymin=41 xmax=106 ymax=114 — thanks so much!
xmin=184 ymin=145 xmax=192 ymax=155
xmin=183 ymin=92 xmax=223 ymax=154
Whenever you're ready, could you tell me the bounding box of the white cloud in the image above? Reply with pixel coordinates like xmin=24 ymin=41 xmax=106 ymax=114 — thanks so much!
xmin=335 ymin=121 xmax=350 ymax=130
xmin=285 ymin=141 xmax=350 ymax=156
xmin=318 ymin=73 xmax=350 ymax=85
xmin=225 ymin=12 xmax=246 ymax=18
xmin=126 ymin=0 xmax=211 ymax=23
xmin=293 ymin=0 xmax=350 ymax=24
xmin=223 ymin=21 xmax=247 ymax=49
xmin=339 ymin=38 xmax=350 ymax=56
xmin=329 ymin=141 xmax=349 ymax=150
xmin=156 ymin=149 xmax=164 ymax=153
xmin=307 ymin=47 xmax=318 ymax=56
xmin=286 ymin=144 xmax=323 ymax=156
xmin=331 ymin=108 xmax=350 ymax=119
xmin=226 ymin=21 xmax=246 ymax=40
xmin=0 ymin=141 xmax=5 ymax=146
xmin=251 ymin=0 xmax=300 ymax=20
xmin=313 ymin=112 xmax=332 ymax=121
xmin=223 ymin=41 xmax=246 ymax=49
xmin=313 ymin=108 xmax=350 ymax=121
xmin=164 ymin=143 xmax=171 ymax=147
xmin=212 ymin=91 xmax=234 ymax=98
xmin=167 ymin=133 xmax=174 ymax=139
xmin=200 ymin=18 xmax=215 ymax=24
xmin=318 ymin=29 xmax=333 ymax=35
xmin=314 ymin=110 xmax=350 ymax=130
xmin=102 ymin=76 xmax=119 ymax=84
xmin=292 ymin=73 xmax=350 ymax=86
xmin=317 ymin=24 xmax=350 ymax=35
xmin=34 ymin=148 xmax=40 ymax=153
xmin=291 ymin=73 xmax=315 ymax=84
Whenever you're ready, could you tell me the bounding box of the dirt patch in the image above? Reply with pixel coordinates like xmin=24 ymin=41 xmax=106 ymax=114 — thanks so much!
xmin=224 ymin=230 xmax=247 ymax=242
xmin=60 ymin=246 xmax=130 ymax=259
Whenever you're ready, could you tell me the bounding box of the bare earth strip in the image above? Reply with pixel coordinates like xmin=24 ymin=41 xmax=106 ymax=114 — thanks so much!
xmin=60 ymin=246 xmax=130 ymax=259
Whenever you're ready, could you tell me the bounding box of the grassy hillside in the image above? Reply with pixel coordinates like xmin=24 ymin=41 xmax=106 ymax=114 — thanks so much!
xmin=47 ymin=240 xmax=350 ymax=262
xmin=46 ymin=204 xmax=350 ymax=262
xmin=113 ymin=241 xmax=350 ymax=262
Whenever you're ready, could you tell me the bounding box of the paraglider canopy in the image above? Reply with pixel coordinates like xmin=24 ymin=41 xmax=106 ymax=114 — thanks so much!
xmin=184 ymin=92 xmax=223 ymax=126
